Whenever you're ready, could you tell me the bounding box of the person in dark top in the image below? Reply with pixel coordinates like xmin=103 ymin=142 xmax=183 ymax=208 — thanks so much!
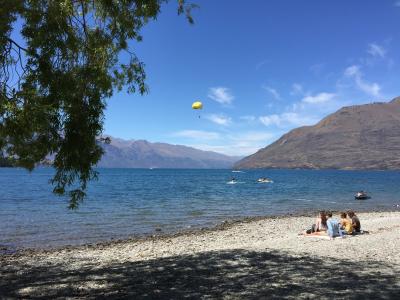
xmin=347 ymin=210 xmax=361 ymax=232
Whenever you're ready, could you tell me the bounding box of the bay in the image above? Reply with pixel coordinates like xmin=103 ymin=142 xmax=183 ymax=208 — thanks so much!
xmin=1 ymin=168 xmax=399 ymax=250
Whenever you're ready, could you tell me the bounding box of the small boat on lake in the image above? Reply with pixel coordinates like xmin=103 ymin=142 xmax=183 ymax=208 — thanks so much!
xmin=355 ymin=191 xmax=369 ymax=200
xmin=227 ymin=177 xmax=237 ymax=184
xmin=257 ymin=177 xmax=273 ymax=183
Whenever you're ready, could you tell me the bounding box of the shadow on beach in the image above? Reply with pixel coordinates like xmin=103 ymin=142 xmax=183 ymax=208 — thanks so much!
xmin=1 ymin=249 xmax=399 ymax=299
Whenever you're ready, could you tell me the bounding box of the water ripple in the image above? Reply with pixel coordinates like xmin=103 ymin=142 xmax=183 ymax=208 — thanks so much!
xmin=1 ymin=168 xmax=399 ymax=249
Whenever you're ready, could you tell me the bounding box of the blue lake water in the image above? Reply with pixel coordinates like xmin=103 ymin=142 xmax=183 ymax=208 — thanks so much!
xmin=1 ymin=168 xmax=399 ymax=250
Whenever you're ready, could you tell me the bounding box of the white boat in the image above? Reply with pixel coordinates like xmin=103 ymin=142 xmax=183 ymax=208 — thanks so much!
xmin=257 ymin=178 xmax=273 ymax=183
xmin=355 ymin=191 xmax=368 ymax=200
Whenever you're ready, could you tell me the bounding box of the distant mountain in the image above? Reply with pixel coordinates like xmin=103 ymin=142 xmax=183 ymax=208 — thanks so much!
xmin=97 ymin=137 xmax=240 ymax=168
xmin=235 ymin=96 xmax=400 ymax=170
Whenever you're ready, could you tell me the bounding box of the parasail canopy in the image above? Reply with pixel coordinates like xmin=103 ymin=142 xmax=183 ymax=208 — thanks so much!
xmin=192 ymin=101 xmax=203 ymax=110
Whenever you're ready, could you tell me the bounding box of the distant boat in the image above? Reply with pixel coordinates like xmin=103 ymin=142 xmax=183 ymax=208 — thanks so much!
xmin=232 ymin=170 xmax=243 ymax=173
xmin=227 ymin=178 xmax=237 ymax=184
xmin=257 ymin=178 xmax=273 ymax=183
xmin=355 ymin=191 xmax=369 ymax=200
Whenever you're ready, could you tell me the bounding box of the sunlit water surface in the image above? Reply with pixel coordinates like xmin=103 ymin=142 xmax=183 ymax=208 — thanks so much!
xmin=1 ymin=168 xmax=399 ymax=250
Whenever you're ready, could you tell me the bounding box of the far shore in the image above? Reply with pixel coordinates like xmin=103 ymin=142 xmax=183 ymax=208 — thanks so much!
xmin=1 ymin=210 xmax=399 ymax=298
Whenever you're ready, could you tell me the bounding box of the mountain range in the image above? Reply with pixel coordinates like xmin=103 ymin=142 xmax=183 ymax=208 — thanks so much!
xmin=97 ymin=137 xmax=240 ymax=168
xmin=235 ymin=96 xmax=400 ymax=170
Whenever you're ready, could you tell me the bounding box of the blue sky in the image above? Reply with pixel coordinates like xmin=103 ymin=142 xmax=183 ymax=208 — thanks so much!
xmin=104 ymin=0 xmax=400 ymax=156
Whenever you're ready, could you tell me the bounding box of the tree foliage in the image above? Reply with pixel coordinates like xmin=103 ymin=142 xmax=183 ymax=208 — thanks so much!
xmin=0 ymin=154 xmax=16 ymax=167
xmin=0 ymin=0 xmax=195 ymax=208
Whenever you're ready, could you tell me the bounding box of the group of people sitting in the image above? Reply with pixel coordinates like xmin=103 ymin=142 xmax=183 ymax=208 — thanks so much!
xmin=304 ymin=210 xmax=361 ymax=239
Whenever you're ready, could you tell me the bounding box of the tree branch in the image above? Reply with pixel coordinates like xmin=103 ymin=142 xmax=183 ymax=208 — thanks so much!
xmin=6 ymin=37 xmax=28 ymax=53
xmin=79 ymin=0 xmax=89 ymax=39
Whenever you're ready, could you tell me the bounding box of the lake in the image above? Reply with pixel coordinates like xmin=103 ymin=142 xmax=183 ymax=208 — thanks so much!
xmin=1 ymin=168 xmax=399 ymax=250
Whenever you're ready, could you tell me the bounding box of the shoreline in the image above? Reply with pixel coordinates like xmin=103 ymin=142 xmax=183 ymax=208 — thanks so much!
xmin=2 ymin=210 xmax=399 ymax=298
xmin=1 ymin=208 xmax=399 ymax=257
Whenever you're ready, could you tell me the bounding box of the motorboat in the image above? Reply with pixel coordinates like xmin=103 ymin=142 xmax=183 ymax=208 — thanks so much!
xmin=355 ymin=191 xmax=369 ymax=200
xmin=257 ymin=178 xmax=273 ymax=183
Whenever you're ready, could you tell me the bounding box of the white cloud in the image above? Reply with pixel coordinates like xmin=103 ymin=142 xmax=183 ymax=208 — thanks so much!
xmin=344 ymin=65 xmax=381 ymax=97
xmin=357 ymin=81 xmax=380 ymax=97
xmin=344 ymin=65 xmax=360 ymax=77
xmin=395 ymin=1 xmax=400 ymax=7
xmin=208 ymin=87 xmax=234 ymax=104
xmin=259 ymin=113 xmax=317 ymax=128
xmin=367 ymin=43 xmax=386 ymax=58
xmin=302 ymin=92 xmax=336 ymax=104
xmin=259 ymin=115 xmax=282 ymax=127
xmin=205 ymin=114 xmax=232 ymax=126
xmin=262 ymin=85 xmax=281 ymax=100
xmin=172 ymin=130 xmax=220 ymax=140
xmin=291 ymin=83 xmax=304 ymax=96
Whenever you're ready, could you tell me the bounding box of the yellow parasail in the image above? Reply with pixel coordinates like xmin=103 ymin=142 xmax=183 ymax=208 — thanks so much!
xmin=192 ymin=101 xmax=203 ymax=110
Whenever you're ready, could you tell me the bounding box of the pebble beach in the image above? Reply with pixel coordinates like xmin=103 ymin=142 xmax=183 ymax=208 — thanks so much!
xmin=1 ymin=211 xmax=399 ymax=298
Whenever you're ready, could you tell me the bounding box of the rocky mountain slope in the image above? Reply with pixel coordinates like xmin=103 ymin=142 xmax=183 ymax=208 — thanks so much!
xmin=97 ymin=137 xmax=239 ymax=168
xmin=235 ymin=97 xmax=400 ymax=170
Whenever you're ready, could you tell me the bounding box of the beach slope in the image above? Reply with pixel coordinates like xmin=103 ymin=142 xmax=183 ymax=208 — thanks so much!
xmin=1 ymin=211 xmax=399 ymax=298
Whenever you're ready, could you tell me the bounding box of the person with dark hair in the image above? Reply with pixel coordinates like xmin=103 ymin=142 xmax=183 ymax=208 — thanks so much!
xmin=315 ymin=211 xmax=328 ymax=232
xmin=326 ymin=212 xmax=343 ymax=239
xmin=306 ymin=211 xmax=328 ymax=234
xmin=339 ymin=212 xmax=353 ymax=234
xmin=347 ymin=211 xmax=361 ymax=233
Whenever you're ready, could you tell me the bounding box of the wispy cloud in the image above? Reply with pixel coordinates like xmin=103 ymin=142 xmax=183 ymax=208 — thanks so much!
xmin=255 ymin=59 xmax=270 ymax=70
xmin=344 ymin=65 xmax=381 ymax=97
xmin=302 ymin=92 xmax=336 ymax=104
xmin=360 ymin=41 xmax=394 ymax=69
xmin=259 ymin=113 xmax=317 ymax=128
xmin=262 ymin=85 xmax=281 ymax=100
xmin=367 ymin=43 xmax=386 ymax=58
xmin=259 ymin=115 xmax=281 ymax=127
xmin=208 ymin=87 xmax=234 ymax=104
xmin=344 ymin=65 xmax=360 ymax=77
xmin=205 ymin=114 xmax=232 ymax=126
xmin=171 ymin=130 xmax=220 ymax=140
xmin=395 ymin=1 xmax=400 ymax=7
xmin=290 ymin=83 xmax=304 ymax=96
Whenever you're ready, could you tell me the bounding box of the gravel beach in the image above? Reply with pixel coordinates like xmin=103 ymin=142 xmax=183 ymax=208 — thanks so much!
xmin=1 ymin=211 xmax=399 ymax=299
